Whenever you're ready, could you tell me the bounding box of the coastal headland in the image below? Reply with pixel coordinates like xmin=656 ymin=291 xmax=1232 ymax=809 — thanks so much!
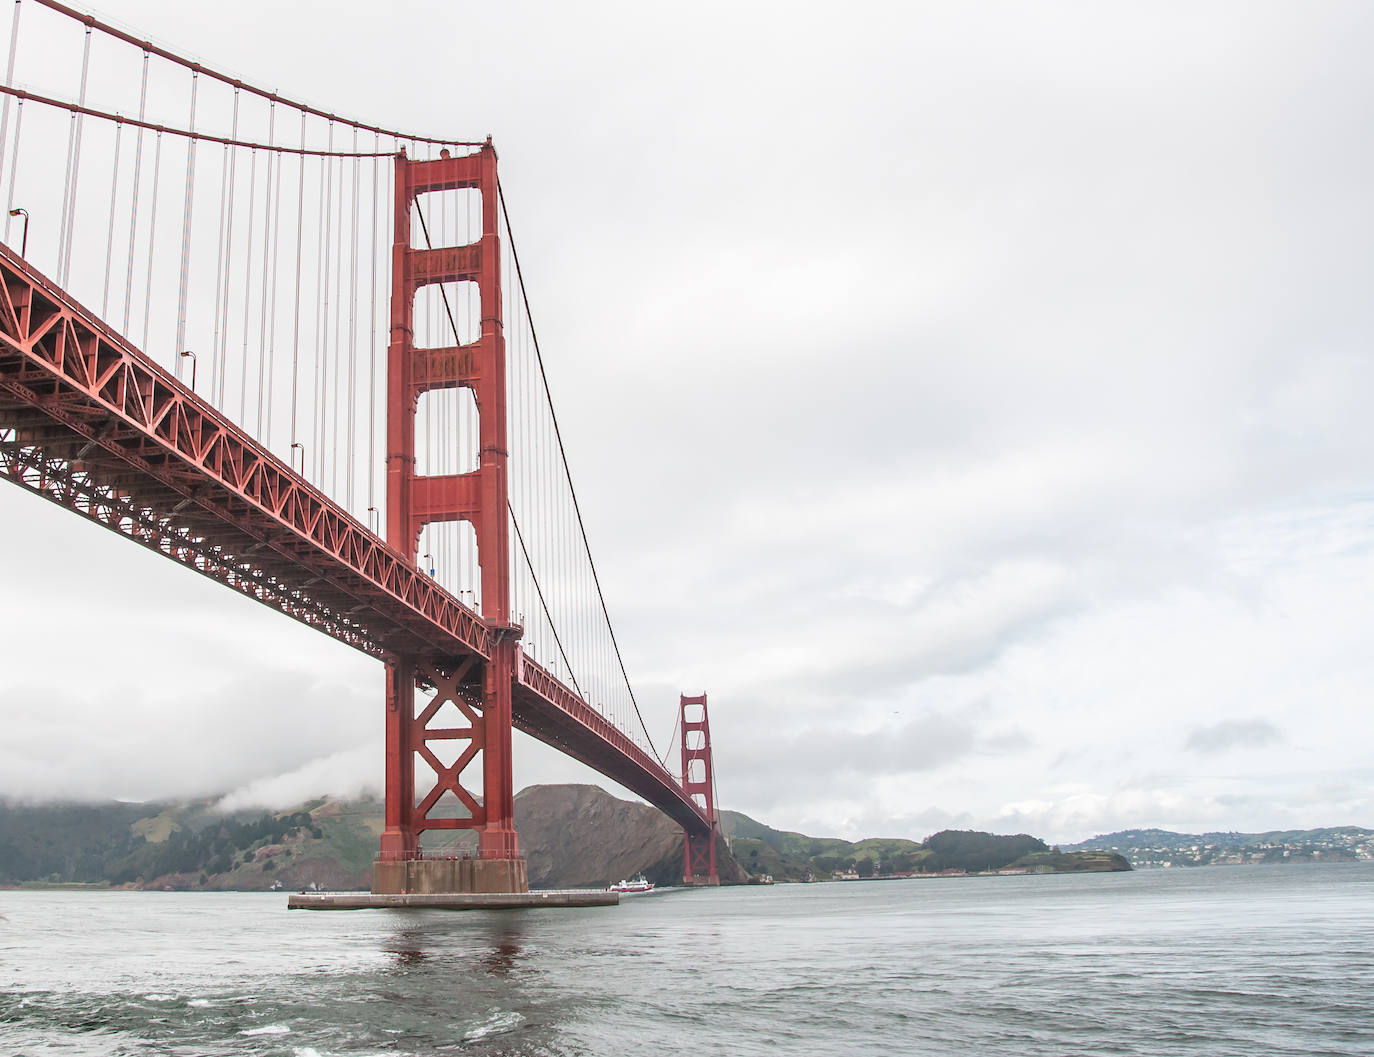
xmin=0 ymin=784 xmax=1136 ymax=891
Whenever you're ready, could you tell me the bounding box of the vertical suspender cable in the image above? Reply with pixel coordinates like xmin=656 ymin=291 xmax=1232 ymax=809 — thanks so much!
xmin=540 ymin=339 xmax=552 ymax=664
xmin=211 ymin=87 xmax=237 ymax=405
xmin=330 ymin=131 xmax=345 ymax=496
xmin=64 ymin=27 xmax=91 ymax=280
xmin=366 ymin=137 xmax=379 ymax=529
xmin=174 ymin=69 xmax=199 ymax=373
xmin=56 ymin=25 xmax=91 ymax=284
xmin=265 ymin=104 xmax=285 ymax=450
xmin=437 ymin=187 xmax=447 ymax=578
xmin=289 ymin=109 xmax=306 ymax=460
xmin=533 ymin=280 xmax=545 ymax=654
xmin=507 ymin=237 xmax=516 ymax=619
xmin=2 ymin=98 xmax=21 ymax=241
xmin=523 ymin=293 xmax=534 ymax=629
xmin=315 ymin=120 xmax=334 ymax=482
xmin=100 ymin=118 xmax=123 ymax=316
xmin=0 ymin=0 xmax=22 ymax=236
xmin=121 ymin=51 xmax=148 ymax=337
xmin=256 ymin=100 xmax=277 ymax=440
xmin=238 ymin=143 xmax=258 ymax=423
xmin=140 ymin=130 xmax=162 ymax=353
xmin=448 ymin=191 xmax=457 ymax=586
xmin=421 ymin=198 xmax=431 ymax=516
xmin=466 ymin=190 xmax=474 ymax=596
xmin=560 ymin=397 xmax=570 ymax=680
xmin=312 ymin=123 xmax=328 ymax=480
xmin=346 ymin=126 xmax=359 ymax=511
xmin=216 ymin=93 xmax=241 ymax=405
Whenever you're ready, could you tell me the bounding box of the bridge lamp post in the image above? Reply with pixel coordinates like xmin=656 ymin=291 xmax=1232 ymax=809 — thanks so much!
xmin=179 ymin=350 xmax=197 ymax=391
xmin=7 ymin=208 xmax=28 ymax=257
xmin=422 ymin=553 xmax=435 ymax=577
xmin=289 ymin=441 xmax=305 ymax=475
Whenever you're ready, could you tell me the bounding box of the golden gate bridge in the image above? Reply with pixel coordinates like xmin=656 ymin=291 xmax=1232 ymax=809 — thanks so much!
xmin=0 ymin=0 xmax=721 ymax=897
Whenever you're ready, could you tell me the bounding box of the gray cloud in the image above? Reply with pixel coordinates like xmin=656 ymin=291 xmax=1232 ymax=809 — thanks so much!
xmin=1186 ymin=720 xmax=1284 ymax=755
xmin=0 ymin=667 xmax=377 ymax=803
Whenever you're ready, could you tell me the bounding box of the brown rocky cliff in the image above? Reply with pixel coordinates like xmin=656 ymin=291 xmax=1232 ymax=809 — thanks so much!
xmin=514 ymin=784 xmax=745 ymax=888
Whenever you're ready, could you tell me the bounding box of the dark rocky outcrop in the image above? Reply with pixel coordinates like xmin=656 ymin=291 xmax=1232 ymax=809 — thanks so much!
xmin=514 ymin=784 xmax=745 ymax=888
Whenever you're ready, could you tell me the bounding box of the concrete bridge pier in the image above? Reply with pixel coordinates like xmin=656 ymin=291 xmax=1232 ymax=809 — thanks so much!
xmin=371 ymin=856 xmax=528 ymax=895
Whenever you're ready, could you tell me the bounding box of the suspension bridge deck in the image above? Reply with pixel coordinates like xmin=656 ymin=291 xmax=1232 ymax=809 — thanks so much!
xmin=0 ymin=240 xmax=712 ymax=840
xmin=0 ymin=0 xmax=721 ymax=890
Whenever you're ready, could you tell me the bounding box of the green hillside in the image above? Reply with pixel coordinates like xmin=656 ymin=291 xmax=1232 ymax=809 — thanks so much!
xmin=717 ymin=812 xmax=1123 ymax=879
xmin=0 ymin=796 xmax=382 ymax=890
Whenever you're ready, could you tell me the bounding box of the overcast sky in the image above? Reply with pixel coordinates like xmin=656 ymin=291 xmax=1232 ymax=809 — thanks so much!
xmin=2 ymin=1 xmax=1372 ymax=844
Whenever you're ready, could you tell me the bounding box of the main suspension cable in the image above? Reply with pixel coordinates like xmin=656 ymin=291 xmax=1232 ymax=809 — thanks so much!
xmin=0 ymin=86 xmax=399 ymax=156
xmin=28 ymin=0 xmax=482 ymax=147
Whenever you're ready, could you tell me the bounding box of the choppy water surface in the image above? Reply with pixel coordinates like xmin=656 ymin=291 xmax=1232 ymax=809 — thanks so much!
xmin=2 ymin=863 xmax=1372 ymax=1055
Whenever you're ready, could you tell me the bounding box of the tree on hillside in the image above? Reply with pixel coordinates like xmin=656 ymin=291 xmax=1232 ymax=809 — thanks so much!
xmin=921 ymin=830 xmax=1048 ymax=872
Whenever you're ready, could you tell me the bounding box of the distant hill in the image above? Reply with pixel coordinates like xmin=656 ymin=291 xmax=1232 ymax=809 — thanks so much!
xmin=719 ymin=810 xmax=924 ymax=880
xmin=0 ymin=794 xmax=383 ymax=891
xmin=1065 ymin=827 xmax=1374 ymax=868
xmin=719 ymin=813 xmax=1128 ymax=879
xmin=1068 ymin=826 xmax=1374 ymax=852
xmin=0 ymin=787 xmax=744 ymax=891
xmin=1 ymin=789 xmax=1127 ymax=890
xmin=517 ymin=785 xmax=745 ymax=887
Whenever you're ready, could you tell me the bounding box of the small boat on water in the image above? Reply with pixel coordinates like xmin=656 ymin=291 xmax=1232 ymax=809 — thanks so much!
xmin=608 ymin=875 xmax=654 ymax=893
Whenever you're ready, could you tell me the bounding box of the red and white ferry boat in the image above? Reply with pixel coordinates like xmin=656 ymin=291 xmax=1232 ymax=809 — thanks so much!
xmin=608 ymin=875 xmax=654 ymax=893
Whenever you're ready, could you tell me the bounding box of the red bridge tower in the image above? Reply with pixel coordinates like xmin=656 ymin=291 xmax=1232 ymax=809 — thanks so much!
xmin=680 ymin=693 xmax=721 ymax=885
xmin=372 ymin=141 xmax=527 ymax=894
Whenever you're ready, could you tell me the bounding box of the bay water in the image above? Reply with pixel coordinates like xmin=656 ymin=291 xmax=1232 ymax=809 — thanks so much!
xmin=2 ymin=862 xmax=1372 ymax=1055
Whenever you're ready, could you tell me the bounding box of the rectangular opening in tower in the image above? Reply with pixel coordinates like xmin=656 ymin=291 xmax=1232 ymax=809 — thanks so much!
xmin=414 ymin=387 xmax=480 ymax=476
xmin=413 ymin=281 xmax=481 ymax=348
xmin=410 ymin=188 xmax=482 ymax=251
xmin=415 ymin=520 xmax=481 ymax=609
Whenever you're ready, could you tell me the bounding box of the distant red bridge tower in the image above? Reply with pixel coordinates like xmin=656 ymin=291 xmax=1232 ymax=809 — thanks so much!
xmin=680 ymin=693 xmax=721 ymax=885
